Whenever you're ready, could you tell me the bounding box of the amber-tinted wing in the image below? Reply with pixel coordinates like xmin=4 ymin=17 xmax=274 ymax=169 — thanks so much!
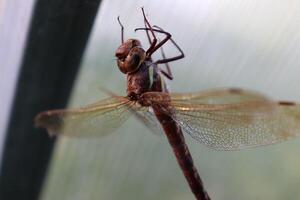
xmin=35 ymin=96 xmax=134 ymax=137
xmin=171 ymin=88 xmax=270 ymax=104
xmin=144 ymin=88 xmax=300 ymax=150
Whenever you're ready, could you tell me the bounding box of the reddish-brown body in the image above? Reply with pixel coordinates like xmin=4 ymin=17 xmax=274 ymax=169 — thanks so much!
xmin=126 ymin=57 xmax=210 ymax=199
xmin=114 ymin=8 xmax=210 ymax=199
xmin=153 ymin=106 xmax=210 ymax=200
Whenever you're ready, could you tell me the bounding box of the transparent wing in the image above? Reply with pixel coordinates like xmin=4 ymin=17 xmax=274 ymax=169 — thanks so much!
xmin=35 ymin=96 xmax=134 ymax=137
xmin=132 ymin=106 xmax=164 ymax=136
xmin=142 ymin=89 xmax=300 ymax=150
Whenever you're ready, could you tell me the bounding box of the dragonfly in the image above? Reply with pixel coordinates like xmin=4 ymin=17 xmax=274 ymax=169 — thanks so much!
xmin=35 ymin=8 xmax=300 ymax=200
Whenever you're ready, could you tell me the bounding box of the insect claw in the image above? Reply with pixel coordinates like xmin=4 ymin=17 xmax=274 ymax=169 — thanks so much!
xmin=117 ymin=16 xmax=123 ymax=28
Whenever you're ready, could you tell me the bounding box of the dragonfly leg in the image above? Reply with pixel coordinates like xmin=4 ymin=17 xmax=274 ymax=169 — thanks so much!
xmin=153 ymin=25 xmax=185 ymax=65
xmin=135 ymin=28 xmax=171 ymax=57
xmin=157 ymin=41 xmax=173 ymax=80
xmin=143 ymin=14 xmax=152 ymax=46
xmin=141 ymin=8 xmax=157 ymax=55
xmin=117 ymin=16 xmax=124 ymax=44
xmin=135 ymin=27 xmax=184 ymax=80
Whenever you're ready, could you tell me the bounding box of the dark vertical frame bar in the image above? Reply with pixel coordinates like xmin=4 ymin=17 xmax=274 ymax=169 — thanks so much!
xmin=0 ymin=0 xmax=102 ymax=200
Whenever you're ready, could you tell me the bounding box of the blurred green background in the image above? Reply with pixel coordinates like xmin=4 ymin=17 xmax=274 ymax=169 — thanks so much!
xmin=41 ymin=0 xmax=300 ymax=199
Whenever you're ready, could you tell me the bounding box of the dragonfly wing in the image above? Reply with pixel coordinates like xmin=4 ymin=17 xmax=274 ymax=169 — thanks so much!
xmin=142 ymin=89 xmax=300 ymax=150
xmin=132 ymin=106 xmax=164 ymax=136
xmin=171 ymin=88 xmax=270 ymax=104
xmin=35 ymin=96 xmax=133 ymax=137
xmin=169 ymin=89 xmax=300 ymax=150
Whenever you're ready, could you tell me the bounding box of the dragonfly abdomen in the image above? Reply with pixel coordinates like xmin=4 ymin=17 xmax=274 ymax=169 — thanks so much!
xmin=152 ymin=105 xmax=210 ymax=200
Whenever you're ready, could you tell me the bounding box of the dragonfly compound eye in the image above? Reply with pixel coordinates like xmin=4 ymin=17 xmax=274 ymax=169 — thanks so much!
xmin=117 ymin=46 xmax=145 ymax=74
xmin=115 ymin=39 xmax=142 ymax=59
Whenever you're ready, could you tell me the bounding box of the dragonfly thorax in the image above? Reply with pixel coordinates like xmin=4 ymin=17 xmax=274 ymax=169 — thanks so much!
xmin=126 ymin=61 xmax=166 ymax=100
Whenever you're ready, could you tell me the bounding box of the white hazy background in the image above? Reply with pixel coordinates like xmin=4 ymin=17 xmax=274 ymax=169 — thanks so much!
xmin=41 ymin=0 xmax=300 ymax=200
xmin=0 ymin=0 xmax=35 ymax=164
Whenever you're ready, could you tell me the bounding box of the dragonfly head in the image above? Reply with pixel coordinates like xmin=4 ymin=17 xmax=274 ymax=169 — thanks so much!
xmin=115 ymin=39 xmax=146 ymax=74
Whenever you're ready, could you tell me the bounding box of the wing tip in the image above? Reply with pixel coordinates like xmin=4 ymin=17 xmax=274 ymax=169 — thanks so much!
xmin=34 ymin=111 xmax=60 ymax=137
xmin=34 ymin=112 xmax=45 ymax=128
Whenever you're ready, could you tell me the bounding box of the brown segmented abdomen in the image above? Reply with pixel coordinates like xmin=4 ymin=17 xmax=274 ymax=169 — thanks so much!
xmin=152 ymin=104 xmax=210 ymax=200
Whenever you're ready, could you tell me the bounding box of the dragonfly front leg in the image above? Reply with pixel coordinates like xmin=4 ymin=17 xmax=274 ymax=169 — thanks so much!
xmin=157 ymin=42 xmax=174 ymax=80
xmin=141 ymin=7 xmax=157 ymax=55
xmin=153 ymin=26 xmax=185 ymax=65
xmin=117 ymin=16 xmax=124 ymax=44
